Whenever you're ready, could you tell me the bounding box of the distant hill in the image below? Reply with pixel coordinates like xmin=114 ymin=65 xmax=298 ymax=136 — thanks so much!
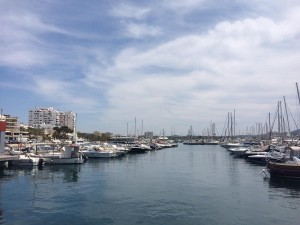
xmin=291 ymin=129 xmax=300 ymax=136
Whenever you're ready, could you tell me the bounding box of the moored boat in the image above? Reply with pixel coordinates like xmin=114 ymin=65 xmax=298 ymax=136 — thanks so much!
xmin=81 ymin=148 xmax=117 ymax=158
xmin=10 ymin=154 xmax=44 ymax=167
xmin=267 ymin=157 xmax=300 ymax=179
xmin=228 ymin=146 xmax=249 ymax=156
xmin=266 ymin=146 xmax=300 ymax=179
xmin=220 ymin=142 xmax=244 ymax=149
xmin=129 ymin=144 xmax=151 ymax=153
xmin=42 ymin=144 xmax=84 ymax=164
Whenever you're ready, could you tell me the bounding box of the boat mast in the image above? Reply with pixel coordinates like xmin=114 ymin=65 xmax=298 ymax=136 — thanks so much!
xmin=296 ymin=82 xmax=300 ymax=129
xmin=296 ymin=82 xmax=300 ymax=106
xmin=283 ymin=96 xmax=291 ymax=136
xmin=141 ymin=119 xmax=143 ymax=137
xmin=268 ymin=112 xmax=272 ymax=141
xmin=227 ymin=112 xmax=230 ymax=140
xmin=134 ymin=117 xmax=137 ymax=139
xmin=73 ymin=113 xmax=77 ymax=143
xmin=277 ymin=101 xmax=281 ymax=135
xmin=233 ymin=109 xmax=236 ymax=138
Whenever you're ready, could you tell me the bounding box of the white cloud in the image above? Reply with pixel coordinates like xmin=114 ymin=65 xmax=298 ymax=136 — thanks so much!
xmin=84 ymin=6 xmax=300 ymax=133
xmin=2 ymin=0 xmax=300 ymax=134
xmin=1 ymin=13 xmax=69 ymax=34
xmin=33 ymin=77 xmax=98 ymax=111
xmin=124 ymin=22 xmax=161 ymax=38
xmin=0 ymin=11 xmax=69 ymax=68
xmin=109 ymin=3 xmax=151 ymax=20
xmin=160 ymin=0 xmax=207 ymax=11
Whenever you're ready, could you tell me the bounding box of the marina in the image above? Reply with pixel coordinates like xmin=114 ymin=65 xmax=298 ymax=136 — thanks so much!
xmin=2 ymin=0 xmax=300 ymax=224
xmin=0 ymin=144 xmax=300 ymax=225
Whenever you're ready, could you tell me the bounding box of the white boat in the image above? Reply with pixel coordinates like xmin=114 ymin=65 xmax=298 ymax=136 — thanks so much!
xmin=221 ymin=142 xmax=244 ymax=149
xmin=129 ymin=144 xmax=151 ymax=153
xmin=247 ymin=153 xmax=268 ymax=163
xmin=81 ymin=148 xmax=117 ymax=158
xmin=111 ymin=144 xmax=129 ymax=156
xmin=228 ymin=147 xmax=248 ymax=156
xmin=42 ymin=144 xmax=84 ymax=164
xmin=10 ymin=154 xmax=44 ymax=167
xmin=7 ymin=149 xmax=24 ymax=155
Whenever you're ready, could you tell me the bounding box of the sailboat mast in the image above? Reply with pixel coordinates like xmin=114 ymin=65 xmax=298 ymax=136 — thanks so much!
xmin=283 ymin=96 xmax=291 ymax=136
xmin=233 ymin=109 xmax=236 ymax=137
xmin=134 ymin=117 xmax=137 ymax=139
xmin=141 ymin=120 xmax=143 ymax=137
xmin=296 ymin=82 xmax=300 ymax=106
xmin=73 ymin=113 xmax=77 ymax=142
xmin=268 ymin=112 xmax=272 ymax=140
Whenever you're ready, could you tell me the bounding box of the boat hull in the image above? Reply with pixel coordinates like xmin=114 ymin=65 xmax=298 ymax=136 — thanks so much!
xmin=44 ymin=157 xmax=84 ymax=164
xmin=267 ymin=162 xmax=300 ymax=179
xmin=10 ymin=156 xmax=44 ymax=167
xmin=82 ymin=152 xmax=117 ymax=158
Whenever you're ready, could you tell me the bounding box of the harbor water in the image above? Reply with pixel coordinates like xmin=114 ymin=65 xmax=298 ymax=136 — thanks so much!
xmin=1 ymin=144 xmax=300 ymax=225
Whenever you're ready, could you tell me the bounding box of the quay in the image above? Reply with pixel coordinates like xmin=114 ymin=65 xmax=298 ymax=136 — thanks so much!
xmin=0 ymin=155 xmax=18 ymax=167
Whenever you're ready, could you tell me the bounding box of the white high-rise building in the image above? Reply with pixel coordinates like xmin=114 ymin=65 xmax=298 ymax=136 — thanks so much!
xmin=28 ymin=107 xmax=76 ymax=130
xmin=28 ymin=107 xmax=59 ymax=128
xmin=59 ymin=111 xmax=76 ymax=130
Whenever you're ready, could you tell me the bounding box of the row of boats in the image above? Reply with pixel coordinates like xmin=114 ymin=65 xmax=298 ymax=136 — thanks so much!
xmin=4 ymin=141 xmax=179 ymax=167
xmin=5 ymin=139 xmax=300 ymax=179
xmin=221 ymin=142 xmax=300 ymax=179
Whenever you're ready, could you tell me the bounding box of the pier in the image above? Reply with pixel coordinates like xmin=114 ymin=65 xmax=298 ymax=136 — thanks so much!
xmin=0 ymin=155 xmax=18 ymax=166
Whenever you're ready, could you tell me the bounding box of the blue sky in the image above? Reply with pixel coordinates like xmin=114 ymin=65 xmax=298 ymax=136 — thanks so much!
xmin=1 ymin=0 xmax=300 ymax=136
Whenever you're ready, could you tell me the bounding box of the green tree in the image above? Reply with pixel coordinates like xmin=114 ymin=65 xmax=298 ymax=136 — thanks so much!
xmin=52 ymin=126 xmax=73 ymax=139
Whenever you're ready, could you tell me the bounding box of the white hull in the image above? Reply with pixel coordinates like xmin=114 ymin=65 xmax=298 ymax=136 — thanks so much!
xmin=228 ymin=147 xmax=248 ymax=156
xmin=42 ymin=144 xmax=84 ymax=164
xmin=82 ymin=151 xmax=117 ymax=158
xmin=44 ymin=156 xmax=84 ymax=164
xmin=11 ymin=155 xmax=44 ymax=166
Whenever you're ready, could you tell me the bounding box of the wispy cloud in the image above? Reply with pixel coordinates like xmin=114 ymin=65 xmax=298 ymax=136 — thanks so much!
xmin=32 ymin=76 xmax=99 ymax=111
xmin=109 ymin=3 xmax=151 ymax=20
xmin=0 ymin=11 xmax=68 ymax=68
xmin=160 ymin=0 xmax=207 ymax=11
xmin=124 ymin=22 xmax=161 ymax=38
xmin=82 ymin=5 xmax=300 ymax=132
xmin=2 ymin=0 xmax=300 ymax=134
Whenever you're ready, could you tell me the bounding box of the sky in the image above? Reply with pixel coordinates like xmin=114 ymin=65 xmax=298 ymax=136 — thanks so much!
xmin=1 ymin=0 xmax=300 ymax=136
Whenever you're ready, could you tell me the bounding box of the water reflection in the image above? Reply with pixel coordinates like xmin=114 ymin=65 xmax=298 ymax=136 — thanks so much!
xmin=0 ymin=164 xmax=82 ymax=183
xmin=268 ymin=177 xmax=300 ymax=197
xmin=0 ymin=208 xmax=3 ymax=224
xmin=41 ymin=165 xmax=82 ymax=183
xmin=0 ymin=166 xmax=41 ymax=180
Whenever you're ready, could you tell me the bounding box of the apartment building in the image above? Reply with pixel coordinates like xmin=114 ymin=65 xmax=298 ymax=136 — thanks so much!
xmin=0 ymin=114 xmax=29 ymax=142
xmin=28 ymin=107 xmax=76 ymax=130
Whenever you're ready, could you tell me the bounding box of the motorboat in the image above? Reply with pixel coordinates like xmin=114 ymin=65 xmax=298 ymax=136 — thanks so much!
xmin=81 ymin=148 xmax=117 ymax=158
xmin=267 ymin=156 xmax=300 ymax=179
xmin=266 ymin=146 xmax=300 ymax=179
xmin=247 ymin=153 xmax=269 ymax=163
xmin=129 ymin=144 xmax=151 ymax=153
xmin=41 ymin=144 xmax=84 ymax=164
xmin=220 ymin=142 xmax=244 ymax=149
xmin=10 ymin=154 xmax=44 ymax=167
xmin=228 ymin=147 xmax=249 ymax=156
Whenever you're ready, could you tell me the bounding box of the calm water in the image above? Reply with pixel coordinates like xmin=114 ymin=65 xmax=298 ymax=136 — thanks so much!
xmin=1 ymin=144 xmax=300 ymax=225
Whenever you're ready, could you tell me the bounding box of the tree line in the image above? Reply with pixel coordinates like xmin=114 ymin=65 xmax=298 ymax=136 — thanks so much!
xmin=25 ymin=126 xmax=111 ymax=142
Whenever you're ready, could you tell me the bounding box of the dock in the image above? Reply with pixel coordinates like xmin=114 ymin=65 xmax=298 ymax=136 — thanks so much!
xmin=0 ymin=155 xmax=18 ymax=166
